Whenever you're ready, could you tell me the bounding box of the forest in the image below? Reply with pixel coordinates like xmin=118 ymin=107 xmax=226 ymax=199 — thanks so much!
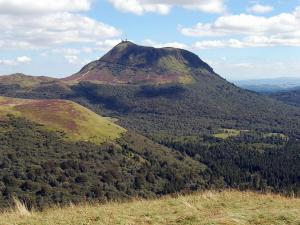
xmin=0 ymin=115 xmax=299 ymax=209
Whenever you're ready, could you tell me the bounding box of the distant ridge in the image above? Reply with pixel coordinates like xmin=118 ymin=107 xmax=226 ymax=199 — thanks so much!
xmin=0 ymin=73 xmax=56 ymax=88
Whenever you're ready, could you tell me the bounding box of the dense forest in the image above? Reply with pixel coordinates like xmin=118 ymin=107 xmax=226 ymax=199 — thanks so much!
xmin=0 ymin=115 xmax=299 ymax=209
xmin=159 ymin=135 xmax=300 ymax=196
xmin=269 ymin=88 xmax=300 ymax=107
xmin=0 ymin=116 xmax=208 ymax=209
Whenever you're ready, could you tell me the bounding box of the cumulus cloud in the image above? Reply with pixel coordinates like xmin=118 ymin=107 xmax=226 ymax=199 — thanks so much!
xmin=17 ymin=56 xmax=32 ymax=63
xmin=194 ymin=36 xmax=300 ymax=49
xmin=181 ymin=6 xmax=300 ymax=48
xmin=0 ymin=59 xmax=16 ymax=66
xmin=96 ymin=39 xmax=123 ymax=51
xmin=64 ymin=55 xmax=79 ymax=64
xmin=64 ymin=55 xmax=91 ymax=65
xmin=0 ymin=13 xmax=121 ymax=50
xmin=0 ymin=56 xmax=32 ymax=66
xmin=247 ymin=4 xmax=274 ymax=14
xmin=107 ymin=0 xmax=226 ymax=15
xmin=0 ymin=0 xmax=91 ymax=14
xmin=108 ymin=0 xmax=170 ymax=15
xmin=143 ymin=39 xmax=188 ymax=49
xmin=180 ymin=12 xmax=300 ymax=37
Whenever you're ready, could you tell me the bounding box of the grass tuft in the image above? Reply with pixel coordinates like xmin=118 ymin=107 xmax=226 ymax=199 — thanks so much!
xmin=11 ymin=197 xmax=31 ymax=217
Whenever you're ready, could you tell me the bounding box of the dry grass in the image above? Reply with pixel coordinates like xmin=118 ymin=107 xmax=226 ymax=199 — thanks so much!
xmin=11 ymin=197 xmax=31 ymax=217
xmin=1 ymin=190 xmax=299 ymax=225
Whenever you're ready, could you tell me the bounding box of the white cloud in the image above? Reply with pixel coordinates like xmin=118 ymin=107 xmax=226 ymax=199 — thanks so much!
xmin=64 ymin=55 xmax=91 ymax=65
xmin=17 ymin=56 xmax=32 ymax=63
xmin=108 ymin=0 xmax=226 ymax=15
xmin=0 ymin=13 xmax=121 ymax=50
xmin=247 ymin=4 xmax=274 ymax=14
xmin=108 ymin=0 xmax=170 ymax=15
xmin=0 ymin=59 xmax=17 ymax=66
xmin=0 ymin=56 xmax=32 ymax=66
xmin=64 ymin=55 xmax=79 ymax=64
xmin=194 ymin=36 xmax=300 ymax=49
xmin=143 ymin=39 xmax=188 ymax=49
xmin=0 ymin=0 xmax=91 ymax=14
xmin=52 ymin=48 xmax=81 ymax=55
xmin=96 ymin=39 xmax=122 ymax=51
xmin=180 ymin=12 xmax=300 ymax=37
xmin=181 ymin=6 xmax=300 ymax=48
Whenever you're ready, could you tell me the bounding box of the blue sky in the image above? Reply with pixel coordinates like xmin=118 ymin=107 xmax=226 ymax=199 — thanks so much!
xmin=0 ymin=0 xmax=300 ymax=80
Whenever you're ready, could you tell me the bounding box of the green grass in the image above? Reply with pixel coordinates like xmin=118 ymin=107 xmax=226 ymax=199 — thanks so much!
xmin=1 ymin=191 xmax=299 ymax=225
xmin=0 ymin=96 xmax=126 ymax=144
xmin=263 ymin=132 xmax=288 ymax=139
xmin=158 ymin=56 xmax=195 ymax=85
xmin=213 ymin=129 xmax=242 ymax=139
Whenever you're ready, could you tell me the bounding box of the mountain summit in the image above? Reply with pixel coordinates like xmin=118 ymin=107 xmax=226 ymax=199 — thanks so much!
xmin=65 ymin=41 xmax=214 ymax=85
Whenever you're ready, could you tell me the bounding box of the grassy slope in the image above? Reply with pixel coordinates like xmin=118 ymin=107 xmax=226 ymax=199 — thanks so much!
xmin=1 ymin=191 xmax=299 ymax=225
xmin=0 ymin=96 xmax=126 ymax=144
xmin=0 ymin=74 xmax=56 ymax=88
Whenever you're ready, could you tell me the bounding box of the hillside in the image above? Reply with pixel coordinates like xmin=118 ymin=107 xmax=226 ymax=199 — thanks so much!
xmin=0 ymin=96 xmax=125 ymax=144
xmin=269 ymin=88 xmax=300 ymax=107
xmin=0 ymin=73 xmax=56 ymax=89
xmin=0 ymin=106 xmax=209 ymax=209
xmin=1 ymin=191 xmax=299 ymax=225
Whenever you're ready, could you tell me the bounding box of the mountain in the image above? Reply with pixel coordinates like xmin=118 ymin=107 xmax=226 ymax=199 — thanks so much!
xmin=62 ymin=43 xmax=300 ymax=138
xmin=64 ymin=41 xmax=214 ymax=85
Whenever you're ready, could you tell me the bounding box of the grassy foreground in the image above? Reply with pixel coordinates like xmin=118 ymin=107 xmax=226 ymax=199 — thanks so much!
xmin=1 ymin=191 xmax=299 ymax=225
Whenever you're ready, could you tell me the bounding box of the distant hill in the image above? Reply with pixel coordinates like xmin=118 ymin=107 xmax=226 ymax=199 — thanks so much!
xmin=269 ymin=87 xmax=300 ymax=107
xmin=234 ymin=77 xmax=300 ymax=93
xmin=1 ymin=191 xmax=299 ymax=225
xmin=0 ymin=73 xmax=57 ymax=88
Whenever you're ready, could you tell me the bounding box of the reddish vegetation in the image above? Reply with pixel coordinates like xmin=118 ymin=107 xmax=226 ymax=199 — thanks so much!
xmin=15 ymin=100 xmax=82 ymax=132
